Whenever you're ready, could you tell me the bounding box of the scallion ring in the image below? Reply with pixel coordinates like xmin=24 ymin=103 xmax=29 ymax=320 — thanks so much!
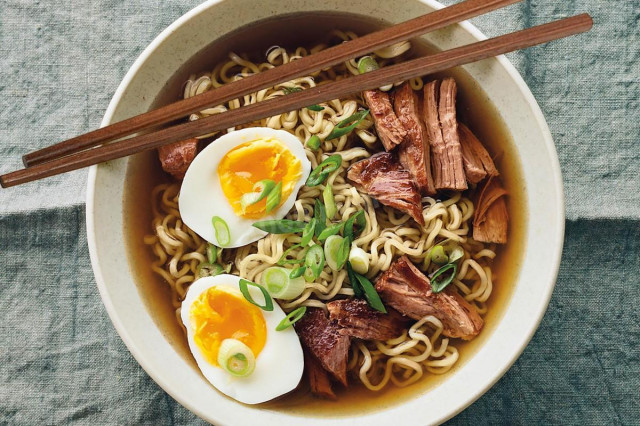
xmin=217 ymin=338 xmax=256 ymax=377
xmin=238 ymin=279 xmax=274 ymax=311
xmin=301 ymin=218 xmax=316 ymax=247
xmin=357 ymin=56 xmax=380 ymax=74
xmin=324 ymin=235 xmax=344 ymax=271
xmin=211 ymin=216 xmax=231 ymax=247
xmin=448 ymin=245 xmax=465 ymax=263
xmin=326 ymin=110 xmax=370 ymax=141
xmin=430 ymin=263 xmax=458 ymax=293
xmin=323 ymin=184 xmax=337 ymax=220
xmin=206 ymin=243 xmax=218 ymax=264
xmin=261 ymin=266 xmax=306 ymax=300
xmin=196 ymin=262 xmax=224 ymax=279
xmin=305 ymin=244 xmax=325 ymax=280
xmin=306 ymin=154 xmax=343 ymax=187
xmin=289 ymin=266 xmax=306 ymax=279
xmin=265 ymin=181 xmax=282 ymax=214
xmin=430 ymin=245 xmax=449 ymax=265
xmin=240 ymin=179 xmax=276 ymax=211
xmin=276 ymin=307 xmax=307 ymax=331
xmin=306 ymin=135 xmax=321 ymax=150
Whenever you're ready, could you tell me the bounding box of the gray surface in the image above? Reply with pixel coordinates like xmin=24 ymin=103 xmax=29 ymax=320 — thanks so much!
xmin=0 ymin=0 xmax=639 ymax=425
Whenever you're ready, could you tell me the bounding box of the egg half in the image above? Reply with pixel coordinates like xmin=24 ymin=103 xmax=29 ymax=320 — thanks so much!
xmin=179 ymin=127 xmax=311 ymax=248
xmin=181 ymin=274 xmax=304 ymax=404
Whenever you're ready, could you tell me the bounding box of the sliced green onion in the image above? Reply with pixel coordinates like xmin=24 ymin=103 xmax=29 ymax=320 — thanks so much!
xmin=306 ymin=154 xmax=343 ymax=187
xmin=336 ymin=237 xmax=351 ymax=270
xmin=239 ymin=279 xmax=274 ymax=311
xmin=261 ymin=266 xmax=306 ymax=300
xmin=283 ymin=86 xmax=303 ymax=94
xmin=217 ymin=338 xmax=256 ymax=377
xmin=348 ymin=246 xmax=369 ymax=274
xmin=305 ymin=245 xmax=325 ymax=280
xmin=306 ymin=135 xmax=321 ymax=150
xmin=196 ymin=262 xmax=224 ymax=279
xmin=430 ymin=245 xmax=449 ymax=266
xmin=303 ymin=266 xmax=316 ymax=283
xmin=323 ymin=184 xmax=337 ymax=219
xmin=448 ymin=245 xmax=465 ymax=263
xmin=253 ymin=219 xmax=307 ymax=234
xmin=265 ymin=182 xmax=282 ymax=214
xmin=354 ymin=272 xmax=387 ymax=313
xmin=240 ymin=179 xmax=276 ymax=211
xmin=276 ymin=306 xmax=307 ymax=331
xmin=430 ymin=263 xmax=458 ymax=293
xmin=211 ymin=216 xmax=231 ymax=247
xmin=357 ymin=56 xmax=380 ymax=74
xmin=289 ymin=266 xmax=306 ymax=279
xmin=307 ymin=104 xmax=324 ymax=112
xmin=344 ymin=210 xmax=366 ymax=241
xmin=206 ymin=244 xmax=218 ymax=264
xmin=277 ymin=244 xmax=306 ymax=266
xmin=317 ymin=222 xmax=344 ymax=242
xmin=324 ymin=235 xmax=343 ymax=271
xmin=301 ymin=218 xmax=316 ymax=247
xmin=314 ymin=199 xmax=327 ymax=237
xmin=346 ymin=261 xmax=363 ymax=298
xmin=326 ymin=110 xmax=370 ymax=141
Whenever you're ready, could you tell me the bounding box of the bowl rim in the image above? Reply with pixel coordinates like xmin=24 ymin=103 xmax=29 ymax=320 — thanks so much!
xmin=86 ymin=0 xmax=565 ymax=424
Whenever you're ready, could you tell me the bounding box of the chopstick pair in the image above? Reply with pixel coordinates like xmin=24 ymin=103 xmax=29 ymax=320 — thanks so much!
xmin=0 ymin=1 xmax=593 ymax=188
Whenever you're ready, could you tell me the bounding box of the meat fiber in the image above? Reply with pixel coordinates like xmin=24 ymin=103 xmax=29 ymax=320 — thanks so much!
xmin=304 ymin=350 xmax=336 ymax=400
xmin=473 ymin=176 xmax=509 ymax=244
xmin=375 ymin=256 xmax=483 ymax=340
xmin=363 ymin=89 xmax=407 ymax=151
xmin=347 ymin=152 xmax=424 ymax=225
xmin=458 ymin=123 xmax=499 ymax=184
xmin=392 ymin=83 xmax=436 ymax=195
xmin=158 ymin=137 xmax=198 ymax=180
xmin=294 ymin=308 xmax=351 ymax=386
xmin=327 ymin=299 xmax=410 ymax=341
xmin=423 ymin=79 xmax=467 ymax=191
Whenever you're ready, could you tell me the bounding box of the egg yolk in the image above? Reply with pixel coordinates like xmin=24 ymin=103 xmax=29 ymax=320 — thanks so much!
xmin=217 ymin=137 xmax=302 ymax=219
xmin=190 ymin=286 xmax=266 ymax=366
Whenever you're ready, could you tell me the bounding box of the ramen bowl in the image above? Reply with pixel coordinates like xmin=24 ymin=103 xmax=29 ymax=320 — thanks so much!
xmin=86 ymin=0 xmax=564 ymax=424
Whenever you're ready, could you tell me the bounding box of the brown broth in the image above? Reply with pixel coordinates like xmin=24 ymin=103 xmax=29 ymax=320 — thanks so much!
xmin=123 ymin=11 xmax=527 ymax=418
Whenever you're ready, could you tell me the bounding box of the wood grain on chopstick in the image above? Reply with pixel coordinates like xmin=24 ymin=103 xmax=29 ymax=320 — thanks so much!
xmin=0 ymin=13 xmax=593 ymax=188
xmin=21 ymin=0 xmax=521 ymax=167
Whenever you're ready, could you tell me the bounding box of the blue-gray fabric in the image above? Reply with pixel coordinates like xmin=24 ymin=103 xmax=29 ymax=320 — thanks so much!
xmin=0 ymin=0 xmax=638 ymax=424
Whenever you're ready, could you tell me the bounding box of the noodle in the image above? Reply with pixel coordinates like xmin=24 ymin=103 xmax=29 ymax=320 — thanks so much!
xmin=144 ymin=33 xmax=497 ymax=393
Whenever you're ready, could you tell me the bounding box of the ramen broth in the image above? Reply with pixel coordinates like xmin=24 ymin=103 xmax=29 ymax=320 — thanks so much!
xmin=123 ymin=11 xmax=526 ymax=417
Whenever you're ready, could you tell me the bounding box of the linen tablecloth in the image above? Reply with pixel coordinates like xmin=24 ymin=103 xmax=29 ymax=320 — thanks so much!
xmin=1 ymin=0 xmax=638 ymax=424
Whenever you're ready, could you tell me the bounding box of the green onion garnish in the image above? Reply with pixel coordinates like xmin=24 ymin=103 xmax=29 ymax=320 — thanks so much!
xmin=430 ymin=263 xmax=458 ymax=293
xmin=240 ymin=179 xmax=276 ymax=211
xmin=314 ymin=199 xmax=327 ymax=237
xmin=344 ymin=210 xmax=366 ymax=241
xmin=430 ymin=245 xmax=449 ymax=265
xmin=346 ymin=262 xmax=363 ymax=298
xmin=307 ymin=104 xmax=324 ymax=112
xmin=317 ymin=221 xmax=344 ymax=242
xmin=303 ymin=266 xmax=316 ymax=283
xmin=336 ymin=237 xmax=351 ymax=270
xmin=448 ymin=245 xmax=465 ymax=263
xmin=301 ymin=218 xmax=316 ymax=247
xmin=357 ymin=56 xmax=380 ymax=74
xmin=305 ymin=245 xmax=325 ymax=280
xmin=323 ymin=184 xmax=337 ymax=220
xmin=306 ymin=154 xmax=343 ymax=187
xmin=217 ymin=338 xmax=256 ymax=377
xmin=289 ymin=266 xmax=306 ymax=279
xmin=276 ymin=306 xmax=307 ymax=331
xmin=326 ymin=110 xmax=370 ymax=141
xmin=265 ymin=181 xmax=282 ymax=214
xmin=196 ymin=262 xmax=224 ymax=279
xmin=211 ymin=216 xmax=231 ymax=247
xmin=354 ymin=272 xmax=386 ymax=313
xmin=277 ymin=244 xmax=306 ymax=266
xmin=253 ymin=219 xmax=307 ymax=234
xmin=306 ymin=135 xmax=321 ymax=150
xmin=239 ymin=279 xmax=274 ymax=311
xmin=283 ymin=86 xmax=303 ymax=94
xmin=206 ymin=243 xmax=218 ymax=264
xmin=261 ymin=266 xmax=306 ymax=300
xmin=324 ymin=235 xmax=343 ymax=271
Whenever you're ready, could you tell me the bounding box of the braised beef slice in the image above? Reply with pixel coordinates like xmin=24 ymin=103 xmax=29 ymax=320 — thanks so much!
xmin=294 ymin=308 xmax=350 ymax=386
xmin=327 ymin=299 xmax=409 ymax=341
xmin=473 ymin=176 xmax=508 ymax=244
xmin=423 ymin=79 xmax=467 ymax=191
xmin=347 ymin=152 xmax=424 ymax=225
xmin=392 ymin=83 xmax=436 ymax=196
xmin=458 ymin=123 xmax=499 ymax=185
xmin=375 ymin=256 xmax=483 ymax=340
xmin=363 ymin=89 xmax=407 ymax=151
xmin=304 ymin=350 xmax=336 ymax=400
xmin=158 ymin=137 xmax=198 ymax=180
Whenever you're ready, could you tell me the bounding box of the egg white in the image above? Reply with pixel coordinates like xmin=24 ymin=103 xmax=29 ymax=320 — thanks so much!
xmin=179 ymin=127 xmax=311 ymax=248
xmin=180 ymin=274 xmax=304 ymax=405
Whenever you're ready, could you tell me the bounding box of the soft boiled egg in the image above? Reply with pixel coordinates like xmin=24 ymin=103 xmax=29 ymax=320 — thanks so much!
xmin=181 ymin=274 xmax=304 ymax=404
xmin=179 ymin=127 xmax=311 ymax=248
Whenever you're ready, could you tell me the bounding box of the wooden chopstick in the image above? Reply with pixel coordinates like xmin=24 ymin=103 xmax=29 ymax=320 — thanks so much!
xmin=21 ymin=0 xmax=521 ymax=167
xmin=0 ymin=13 xmax=593 ymax=188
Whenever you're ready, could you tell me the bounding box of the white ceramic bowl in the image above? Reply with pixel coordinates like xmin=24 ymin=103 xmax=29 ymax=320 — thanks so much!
xmin=87 ymin=0 xmax=564 ymax=424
